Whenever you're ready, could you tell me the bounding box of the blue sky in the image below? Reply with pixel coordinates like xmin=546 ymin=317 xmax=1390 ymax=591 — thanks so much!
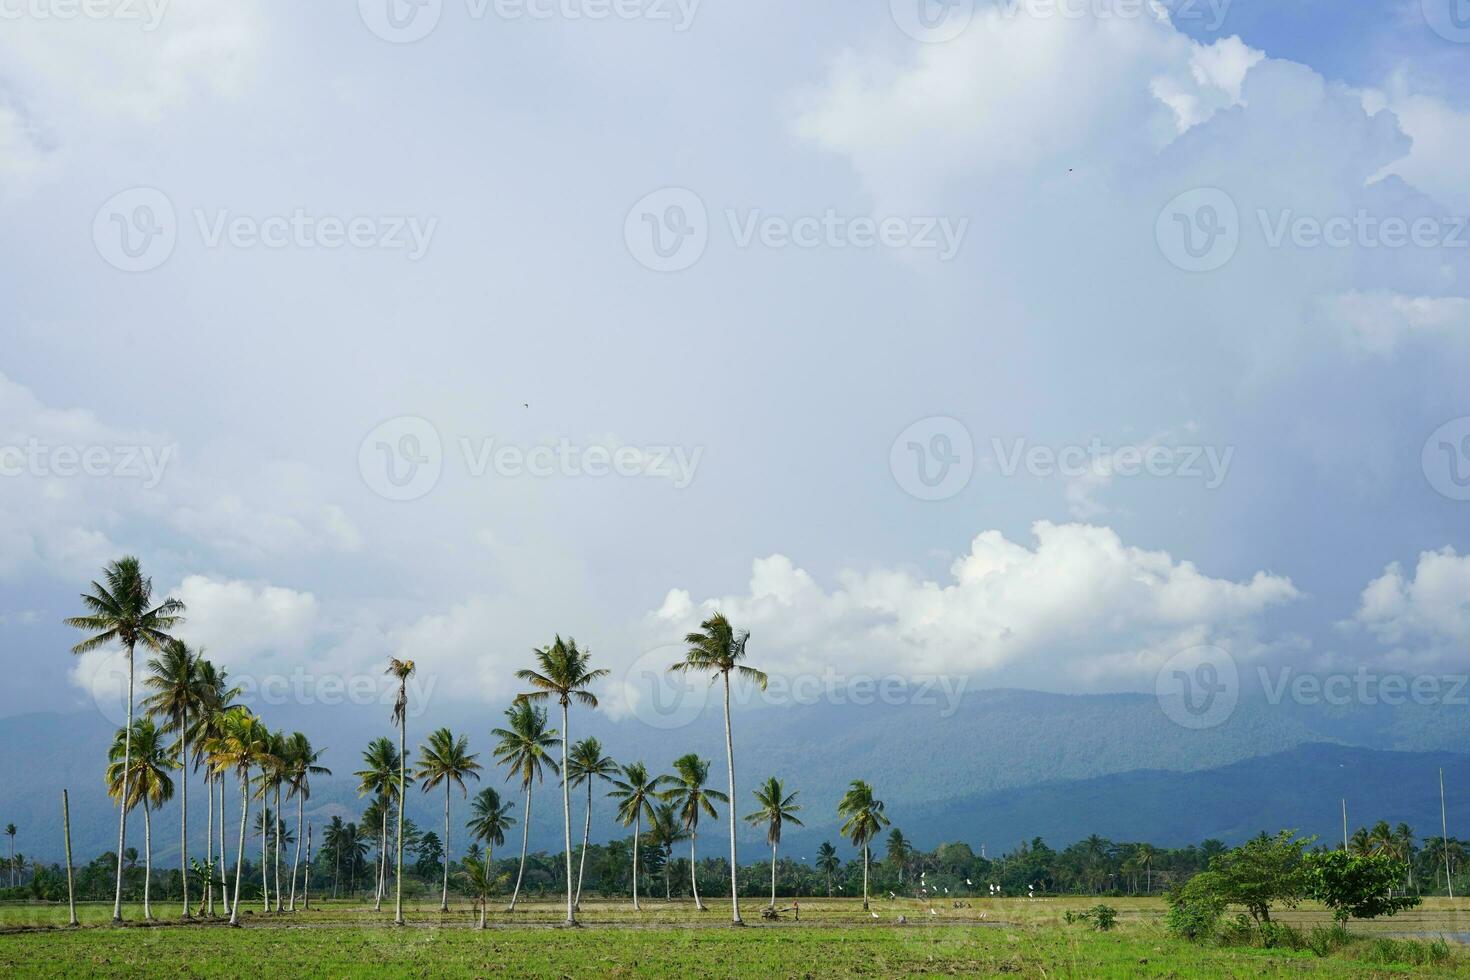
xmin=0 ymin=0 xmax=1467 ymax=724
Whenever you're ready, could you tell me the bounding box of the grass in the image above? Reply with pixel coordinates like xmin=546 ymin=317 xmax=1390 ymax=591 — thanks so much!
xmin=1 ymin=897 xmax=1467 ymax=977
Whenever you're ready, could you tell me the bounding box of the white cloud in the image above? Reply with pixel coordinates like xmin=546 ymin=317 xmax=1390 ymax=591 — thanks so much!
xmin=172 ymin=574 xmax=320 ymax=661
xmin=643 ymin=522 xmax=1299 ymax=692
xmin=1347 ymin=548 xmax=1470 ymax=668
xmin=1369 ymin=80 xmax=1470 ymax=214
xmin=1317 ymin=291 xmax=1470 ymax=355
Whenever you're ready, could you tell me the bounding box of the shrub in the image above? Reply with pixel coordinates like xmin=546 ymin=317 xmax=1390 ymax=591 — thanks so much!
xmin=1064 ymin=904 xmax=1118 ymax=931
xmin=1302 ymin=850 xmax=1421 ymax=925
xmin=1166 ymin=874 xmax=1226 ymax=941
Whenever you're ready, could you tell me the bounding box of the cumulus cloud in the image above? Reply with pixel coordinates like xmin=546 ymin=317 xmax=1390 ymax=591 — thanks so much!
xmin=1346 ymin=548 xmax=1470 ymax=668
xmin=641 ymin=522 xmax=1299 ymax=693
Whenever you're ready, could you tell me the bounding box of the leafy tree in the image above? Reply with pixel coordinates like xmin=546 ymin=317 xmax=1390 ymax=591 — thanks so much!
xmin=837 ymin=780 xmax=890 ymax=910
xmin=566 ymin=737 xmax=617 ymax=911
xmin=744 ymin=777 xmax=803 ymax=909
xmin=816 ymin=842 xmax=841 ymax=897
xmin=608 ymin=761 xmax=661 ymax=910
xmin=106 ymin=717 xmax=177 ymax=920
xmin=414 ymin=727 xmax=481 ymax=911
xmin=141 ymin=638 xmax=205 ymax=918
xmin=491 ymin=701 xmax=558 ymax=910
xmin=355 ymin=737 xmax=402 ymax=912
xmin=1202 ymin=830 xmax=1313 ymax=925
xmin=1304 ymin=851 xmax=1422 ymax=925
xmin=661 ymin=753 xmax=726 ymax=911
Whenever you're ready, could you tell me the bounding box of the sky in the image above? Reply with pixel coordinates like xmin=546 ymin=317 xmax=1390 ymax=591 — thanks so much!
xmin=0 ymin=0 xmax=1468 ymax=730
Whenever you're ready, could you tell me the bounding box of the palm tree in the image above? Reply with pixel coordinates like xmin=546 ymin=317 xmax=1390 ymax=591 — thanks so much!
xmin=744 ymin=777 xmax=803 ymax=909
xmin=106 ymin=718 xmax=177 ymax=919
xmin=385 ymin=657 xmax=416 ymax=926
xmin=3 ymin=825 xmax=13 ymax=889
xmin=671 ymin=613 xmax=765 ymax=925
xmin=1396 ymin=823 xmax=1417 ymax=892
xmin=661 ymin=753 xmax=726 ymax=911
xmin=255 ymin=730 xmax=292 ymax=913
xmin=1350 ymin=826 xmax=1372 ymax=857
xmin=282 ymin=733 xmax=330 ymax=911
xmin=491 ymin=701 xmax=558 ymax=911
xmin=567 ymin=737 xmax=618 ymax=911
xmin=191 ymin=660 xmax=239 ymax=917
xmin=414 ymin=727 xmax=481 ymax=912
xmin=1136 ymin=842 xmax=1158 ymax=894
xmin=203 ymin=706 xmax=270 ymax=926
xmin=65 ymin=556 xmax=185 ymax=921
xmin=355 ymin=737 xmax=402 ymax=912
xmin=648 ymin=802 xmax=687 ymax=902
xmin=608 ymin=761 xmax=661 ymax=910
xmin=885 ymin=828 xmax=911 ymax=886
xmin=514 ymin=636 xmax=608 ymax=926
xmin=324 ymin=816 xmax=347 ymax=899
xmin=466 ymin=786 xmax=517 ymax=897
xmin=458 ymin=853 xmax=496 ymax=929
xmin=837 ymin=780 xmax=889 ymax=910
xmin=816 ymin=841 xmax=840 ymax=896
xmin=141 ymin=638 xmax=205 ymax=918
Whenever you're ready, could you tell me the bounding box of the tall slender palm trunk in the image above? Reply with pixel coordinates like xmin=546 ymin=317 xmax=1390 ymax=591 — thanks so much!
xmin=112 ymin=641 xmax=136 ymax=922
xmin=179 ymin=710 xmax=190 ymax=918
xmin=289 ymin=792 xmax=304 ymax=910
xmin=332 ymin=839 xmax=341 ymax=900
xmin=574 ymin=780 xmax=592 ymax=911
xmin=395 ymin=714 xmax=406 ymax=926
xmin=770 ymin=840 xmax=778 ymax=908
xmin=441 ymin=782 xmax=451 ymax=912
xmin=230 ymin=771 xmax=249 ymax=927
xmin=303 ymin=820 xmax=312 ymax=910
xmin=218 ymin=776 xmax=229 ymax=916
xmin=559 ymin=702 xmax=575 ymax=925
xmin=721 ymin=672 xmax=741 ymax=924
xmin=260 ymin=803 xmax=269 ymax=913
xmin=273 ymin=785 xmax=283 ymax=913
xmin=374 ymin=807 xmax=386 ymax=911
xmin=690 ymin=831 xmax=704 ymax=910
xmin=507 ymin=785 xmax=531 ymax=910
xmin=630 ymin=813 xmax=641 ymax=911
xmin=861 ymin=844 xmax=870 ymax=910
xmin=142 ymin=803 xmax=154 ymax=919
xmin=204 ymin=769 xmax=214 ymax=916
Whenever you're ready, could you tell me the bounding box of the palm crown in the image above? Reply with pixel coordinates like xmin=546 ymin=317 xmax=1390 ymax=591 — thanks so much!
xmin=515 ymin=636 xmax=608 ymax=708
xmin=837 ymin=780 xmax=890 ymax=847
xmin=662 ymin=753 xmax=726 ymax=832
xmin=415 ymin=728 xmax=481 ymax=796
xmin=355 ymin=737 xmax=403 ymax=802
xmin=744 ymin=777 xmax=803 ymax=846
xmin=466 ymin=787 xmax=516 ymax=849
xmin=106 ymin=718 xmax=177 ymax=812
xmin=491 ymin=702 xmax=559 ymax=789
xmin=671 ymin=613 xmax=767 ymax=689
xmin=610 ymin=762 xmax=662 ymax=829
xmin=65 ymin=556 xmax=185 ymax=656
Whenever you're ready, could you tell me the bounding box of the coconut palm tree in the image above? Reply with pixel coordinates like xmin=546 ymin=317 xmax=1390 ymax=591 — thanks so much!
xmin=837 ymin=780 xmax=889 ymax=910
xmin=355 ymin=737 xmax=402 ymax=912
xmin=816 ymin=841 xmax=840 ymax=896
xmin=648 ymin=801 xmax=687 ymax=902
xmin=324 ymin=816 xmax=348 ymax=899
xmin=203 ymin=707 xmax=270 ymax=926
xmin=458 ymin=853 xmax=496 ymax=929
xmin=141 ymin=638 xmax=205 ymax=918
xmin=1396 ymin=823 xmax=1417 ymax=892
xmin=282 ymin=732 xmax=330 ymax=911
xmin=566 ymin=737 xmax=618 ymax=911
xmin=491 ymin=701 xmax=558 ymax=911
xmin=190 ymin=660 xmax=240 ymax=917
xmin=414 ymin=727 xmax=481 ymax=912
xmin=466 ymin=785 xmax=516 ymax=892
xmin=385 ymin=657 xmax=416 ymax=926
xmin=253 ymin=729 xmax=293 ymax=913
xmin=661 ymin=753 xmax=726 ymax=912
xmin=106 ymin=717 xmax=177 ymax=919
xmin=514 ymin=637 xmax=607 ymax=926
xmin=671 ymin=613 xmax=765 ymax=925
xmin=608 ymin=761 xmax=662 ymax=910
xmin=65 ymin=556 xmax=185 ymax=922
xmin=744 ymin=777 xmax=803 ymax=909
xmin=3 ymin=825 xmax=13 ymax=888
xmin=885 ymin=828 xmax=912 ymax=886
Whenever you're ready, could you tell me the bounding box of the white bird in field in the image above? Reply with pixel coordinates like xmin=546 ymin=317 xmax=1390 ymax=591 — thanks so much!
xmin=870 ymin=911 xmax=879 ymax=919
xmin=930 ymin=908 xmax=938 ymax=916
xmin=944 ymin=887 xmax=949 ymax=894
xmin=966 ymin=879 xmax=972 ymax=885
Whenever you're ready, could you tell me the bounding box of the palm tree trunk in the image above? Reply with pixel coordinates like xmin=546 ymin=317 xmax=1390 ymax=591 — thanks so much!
xmin=142 ymin=803 xmax=154 ymax=920
xmin=559 ymin=702 xmax=575 ymax=925
xmin=631 ymin=812 xmax=641 ymax=912
xmin=219 ymin=774 xmax=230 ymax=916
xmin=721 ymin=671 xmax=741 ymax=924
xmin=332 ymin=835 xmax=341 ymax=900
xmin=690 ymin=831 xmax=704 ymax=910
xmin=574 ymin=780 xmax=592 ymax=911
xmin=508 ymin=785 xmax=531 ymax=910
xmin=770 ymin=840 xmax=777 ymax=909
xmin=303 ymin=820 xmax=312 ymax=910
xmin=205 ymin=769 xmax=214 ymax=916
xmin=374 ymin=806 xmax=386 ymax=911
xmin=441 ymin=782 xmax=451 ymax=912
xmin=290 ymin=791 xmax=304 ymax=911
xmin=230 ymin=771 xmax=249 ymax=927
xmin=179 ymin=709 xmax=190 ymax=918
xmin=261 ymin=802 xmax=269 ymax=913
xmin=395 ymin=711 xmax=406 ymax=926
xmin=113 ymin=640 xmax=136 ymax=922
xmin=273 ymin=785 xmax=283 ymax=913
xmin=862 ymin=844 xmax=870 ymax=911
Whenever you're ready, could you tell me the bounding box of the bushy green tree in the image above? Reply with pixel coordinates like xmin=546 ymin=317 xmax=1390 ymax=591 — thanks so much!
xmin=1304 ymin=850 xmax=1422 ymax=925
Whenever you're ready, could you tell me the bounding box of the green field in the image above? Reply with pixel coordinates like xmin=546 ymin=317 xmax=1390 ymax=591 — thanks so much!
xmin=1 ymin=897 xmax=1467 ymax=977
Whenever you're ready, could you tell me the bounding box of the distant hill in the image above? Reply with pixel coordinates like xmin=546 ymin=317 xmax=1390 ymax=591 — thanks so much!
xmin=4 ymin=688 xmax=1468 ymax=863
